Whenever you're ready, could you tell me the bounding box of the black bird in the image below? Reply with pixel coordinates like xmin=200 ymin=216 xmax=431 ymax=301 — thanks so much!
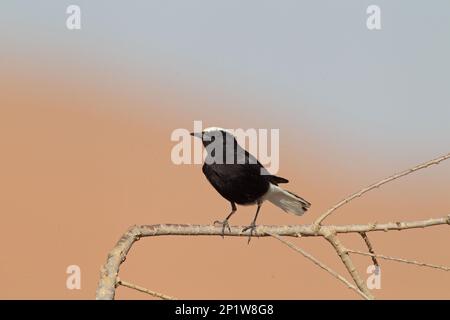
xmin=191 ymin=127 xmax=310 ymax=242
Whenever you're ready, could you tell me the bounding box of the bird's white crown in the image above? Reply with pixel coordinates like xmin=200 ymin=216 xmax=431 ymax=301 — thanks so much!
xmin=203 ymin=127 xmax=231 ymax=134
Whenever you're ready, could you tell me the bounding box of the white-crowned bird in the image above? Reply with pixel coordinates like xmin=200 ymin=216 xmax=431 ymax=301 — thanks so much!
xmin=191 ymin=127 xmax=310 ymax=242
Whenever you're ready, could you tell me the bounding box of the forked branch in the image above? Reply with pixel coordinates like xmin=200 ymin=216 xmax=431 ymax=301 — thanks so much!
xmin=96 ymin=152 xmax=450 ymax=300
xmin=96 ymin=215 xmax=449 ymax=300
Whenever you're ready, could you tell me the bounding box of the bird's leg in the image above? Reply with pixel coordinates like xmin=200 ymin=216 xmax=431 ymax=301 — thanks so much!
xmin=214 ymin=202 xmax=237 ymax=238
xmin=242 ymin=203 xmax=262 ymax=244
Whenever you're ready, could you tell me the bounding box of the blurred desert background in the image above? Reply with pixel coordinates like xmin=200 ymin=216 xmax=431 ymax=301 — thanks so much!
xmin=1 ymin=1 xmax=450 ymax=299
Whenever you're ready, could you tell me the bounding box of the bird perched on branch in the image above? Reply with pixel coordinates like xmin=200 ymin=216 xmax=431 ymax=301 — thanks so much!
xmin=191 ymin=127 xmax=310 ymax=242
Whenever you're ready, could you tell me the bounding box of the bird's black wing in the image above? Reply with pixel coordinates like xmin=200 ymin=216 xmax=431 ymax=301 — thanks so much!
xmin=268 ymin=175 xmax=289 ymax=185
xmin=241 ymin=149 xmax=289 ymax=185
xmin=202 ymin=162 xmax=270 ymax=205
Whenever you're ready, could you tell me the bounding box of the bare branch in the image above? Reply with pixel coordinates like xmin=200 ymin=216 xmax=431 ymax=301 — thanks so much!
xmin=267 ymin=232 xmax=371 ymax=300
xmin=323 ymin=230 xmax=374 ymax=300
xmin=95 ymin=151 xmax=450 ymax=300
xmin=113 ymin=215 xmax=450 ymax=238
xmin=95 ymin=215 xmax=449 ymax=299
xmin=331 ymin=215 xmax=450 ymax=234
xmin=117 ymin=278 xmax=177 ymax=300
xmin=347 ymin=249 xmax=450 ymax=272
xmin=314 ymin=152 xmax=450 ymax=226
xmin=96 ymin=226 xmax=142 ymax=300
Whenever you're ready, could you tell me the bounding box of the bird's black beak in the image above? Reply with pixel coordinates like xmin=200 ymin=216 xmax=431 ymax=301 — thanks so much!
xmin=190 ymin=132 xmax=203 ymax=138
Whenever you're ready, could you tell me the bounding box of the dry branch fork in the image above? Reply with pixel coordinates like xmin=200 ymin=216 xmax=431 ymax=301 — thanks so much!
xmin=96 ymin=152 xmax=450 ymax=300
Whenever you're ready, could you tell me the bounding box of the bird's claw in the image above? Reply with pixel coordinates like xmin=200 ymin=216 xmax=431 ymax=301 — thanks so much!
xmin=214 ymin=219 xmax=231 ymax=238
xmin=242 ymin=223 xmax=257 ymax=244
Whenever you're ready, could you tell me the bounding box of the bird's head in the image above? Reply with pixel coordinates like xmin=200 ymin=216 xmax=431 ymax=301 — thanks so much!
xmin=190 ymin=127 xmax=235 ymax=147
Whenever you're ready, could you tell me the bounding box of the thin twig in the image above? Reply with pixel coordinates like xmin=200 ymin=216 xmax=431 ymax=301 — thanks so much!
xmin=117 ymin=278 xmax=177 ymax=300
xmin=267 ymin=232 xmax=371 ymax=300
xmin=359 ymin=232 xmax=379 ymax=267
xmin=347 ymin=249 xmax=450 ymax=272
xmin=314 ymin=152 xmax=450 ymax=226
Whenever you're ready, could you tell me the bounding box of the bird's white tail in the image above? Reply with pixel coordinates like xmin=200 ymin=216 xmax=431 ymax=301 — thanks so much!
xmin=263 ymin=184 xmax=310 ymax=216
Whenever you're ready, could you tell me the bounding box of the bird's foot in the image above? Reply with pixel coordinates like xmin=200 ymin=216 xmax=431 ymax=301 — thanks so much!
xmin=242 ymin=222 xmax=257 ymax=244
xmin=213 ymin=219 xmax=231 ymax=238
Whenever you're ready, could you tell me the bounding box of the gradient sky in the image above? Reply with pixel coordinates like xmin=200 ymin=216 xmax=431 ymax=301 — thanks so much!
xmin=2 ymin=1 xmax=450 ymax=162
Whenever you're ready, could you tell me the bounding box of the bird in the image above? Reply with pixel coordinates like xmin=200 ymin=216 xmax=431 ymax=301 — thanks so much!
xmin=191 ymin=127 xmax=311 ymax=242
